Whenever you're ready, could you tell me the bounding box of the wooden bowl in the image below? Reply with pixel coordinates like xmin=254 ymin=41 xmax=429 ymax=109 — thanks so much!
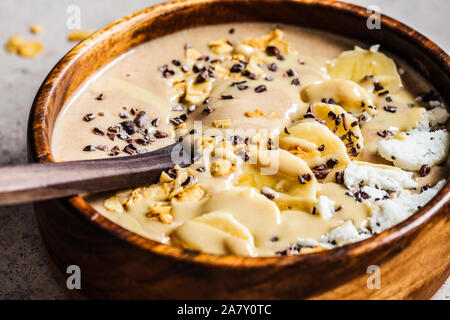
xmin=28 ymin=0 xmax=450 ymax=299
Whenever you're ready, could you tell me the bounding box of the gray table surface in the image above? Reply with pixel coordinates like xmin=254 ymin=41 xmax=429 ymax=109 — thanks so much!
xmin=0 ymin=0 xmax=448 ymax=299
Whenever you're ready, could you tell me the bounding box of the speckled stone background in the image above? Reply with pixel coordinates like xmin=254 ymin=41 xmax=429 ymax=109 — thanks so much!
xmin=0 ymin=0 xmax=448 ymax=299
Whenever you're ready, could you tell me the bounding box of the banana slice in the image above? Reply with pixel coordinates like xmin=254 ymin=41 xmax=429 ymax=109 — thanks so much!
xmin=327 ymin=46 xmax=401 ymax=91
xmin=194 ymin=211 xmax=253 ymax=240
xmin=301 ymin=79 xmax=375 ymax=115
xmin=280 ymin=121 xmax=350 ymax=182
xmin=311 ymin=103 xmax=364 ymax=158
xmin=237 ymin=149 xmax=318 ymax=211
xmin=172 ymin=211 xmax=257 ymax=256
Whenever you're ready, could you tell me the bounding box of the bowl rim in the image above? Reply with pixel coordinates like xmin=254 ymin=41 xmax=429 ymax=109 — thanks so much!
xmin=28 ymin=0 xmax=450 ymax=269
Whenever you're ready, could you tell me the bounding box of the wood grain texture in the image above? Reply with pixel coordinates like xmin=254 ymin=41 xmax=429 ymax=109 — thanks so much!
xmin=27 ymin=0 xmax=450 ymax=299
xmin=0 ymin=143 xmax=180 ymax=205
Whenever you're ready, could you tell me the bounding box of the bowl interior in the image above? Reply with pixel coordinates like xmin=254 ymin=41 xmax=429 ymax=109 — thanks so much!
xmin=29 ymin=0 xmax=450 ymax=266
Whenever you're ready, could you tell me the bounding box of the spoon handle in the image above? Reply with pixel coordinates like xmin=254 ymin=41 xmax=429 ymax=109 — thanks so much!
xmin=0 ymin=143 xmax=180 ymax=205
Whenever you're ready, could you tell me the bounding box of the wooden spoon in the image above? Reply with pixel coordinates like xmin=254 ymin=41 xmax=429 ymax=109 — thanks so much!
xmin=0 ymin=142 xmax=190 ymax=205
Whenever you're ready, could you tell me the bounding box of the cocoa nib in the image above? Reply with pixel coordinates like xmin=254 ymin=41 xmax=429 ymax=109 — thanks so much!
xmin=373 ymin=82 xmax=384 ymax=91
xmin=134 ymin=111 xmax=149 ymax=128
xmin=291 ymin=78 xmax=300 ymax=86
xmin=265 ymin=46 xmax=280 ymax=56
xmin=170 ymin=117 xmax=183 ymax=126
xmin=303 ymin=106 xmax=315 ymax=119
xmin=107 ymin=132 xmax=116 ymax=141
xmin=326 ymin=158 xmax=339 ymax=169
xmin=119 ymin=111 xmax=130 ymax=119
xmin=270 ymin=236 xmax=279 ymax=242
xmin=231 ymin=80 xmax=247 ymax=87
xmin=92 ymin=127 xmax=105 ymax=136
xmin=83 ymin=145 xmax=96 ymax=152
xmin=203 ymin=97 xmax=212 ymax=105
xmin=354 ymin=191 xmax=370 ymax=202
xmin=377 ymin=130 xmax=394 ymax=138
xmin=286 ymin=69 xmax=297 ymax=77
xmin=298 ymin=173 xmax=311 ymax=184
xmin=195 ymin=70 xmax=209 ymax=83
xmin=166 ymin=168 xmax=179 ymax=179
xmin=108 ymin=125 xmax=120 ymax=133
xmin=151 ymin=118 xmax=160 ymax=127
xmin=383 ymin=105 xmax=397 ymax=113
xmin=267 ymin=63 xmax=277 ymax=72
xmin=136 ymin=138 xmax=150 ymax=146
xmin=120 ymin=121 xmax=136 ymax=135
xmin=335 ymin=171 xmax=344 ymax=184
xmin=255 ymin=85 xmax=267 ymax=93
xmin=123 ymin=144 xmax=137 ymax=155
xmin=276 ymin=244 xmax=304 ymax=256
xmin=419 ymin=165 xmax=431 ymax=177
xmin=130 ymin=107 xmax=138 ymax=116
xmin=108 ymin=145 xmax=120 ymax=156
xmin=154 ymin=130 xmax=168 ymax=139
xmin=230 ymin=63 xmax=244 ymax=73
xmin=203 ymin=106 xmax=215 ymax=114
xmin=327 ymin=111 xmax=336 ymax=120
xmin=83 ymin=113 xmax=96 ymax=122
xmin=313 ymin=169 xmax=331 ymax=180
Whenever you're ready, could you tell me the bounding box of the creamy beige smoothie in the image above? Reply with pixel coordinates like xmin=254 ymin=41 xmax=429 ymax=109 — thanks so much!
xmin=52 ymin=23 xmax=449 ymax=257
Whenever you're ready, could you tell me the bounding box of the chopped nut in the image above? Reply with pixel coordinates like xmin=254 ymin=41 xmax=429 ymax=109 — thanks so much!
xmin=67 ymin=29 xmax=93 ymax=42
xmin=147 ymin=203 xmax=173 ymax=224
xmin=15 ymin=39 xmax=44 ymax=58
xmin=244 ymin=109 xmax=265 ymax=118
xmin=159 ymin=213 xmax=174 ymax=224
xmin=176 ymin=185 xmax=206 ymax=202
xmin=124 ymin=189 xmax=144 ymax=210
xmin=207 ymin=39 xmax=233 ymax=54
xmin=30 ymin=24 xmax=45 ymax=34
xmin=5 ymin=35 xmax=24 ymax=53
xmin=104 ymin=197 xmax=124 ymax=214
xmin=213 ymin=119 xmax=231 ymax=128
xmin=210 ymin=159 xmax=233 ymax=176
